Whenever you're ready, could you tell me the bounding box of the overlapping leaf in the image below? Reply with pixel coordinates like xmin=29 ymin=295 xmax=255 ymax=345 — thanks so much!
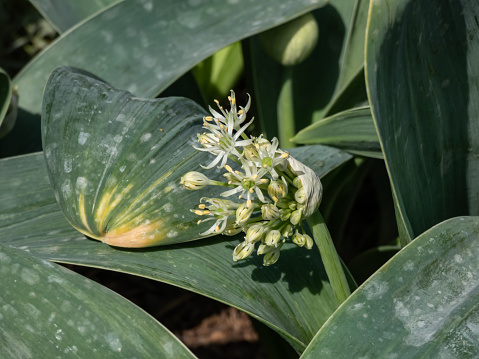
xmin=14 ymin=0 xmax=327 ymax=115
xmin=292 ymin=106 xmax=381 ymax=158
xmin=301 ymin=216 xmax=479 ymax=357
xmin=0 ymin=243 xmax=196 ymax=358
xmin=365 ymin=0 xmax=479 ymax=242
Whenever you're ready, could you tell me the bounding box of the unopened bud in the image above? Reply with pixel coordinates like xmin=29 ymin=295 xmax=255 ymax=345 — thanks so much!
xmin=180 ymin=172 xmax=210 ymax=190
xmin=233 ymin=241 xmax=255 ymax=261
xmin=294 ymin=187 xmax=306 ymax=204
xmin=268 ymin=177 xmax=288 ymax=200
xmin=245 ymin=224 xmax=266 ymax=243
xmin=279 ymin=208 xmax=291 ymax=221
xmin=261 ymin=204 xmax=279 ymax=220
xmin=293 ymin=176 xmax=302 ymax=188
xmin=264 ymin=230 xmax=282 ymax=246
xmin=290 ymin=209 xmax=303 ymax=225
xmin=292 ymin=231 xmax=306 ymax=247
xmin=257 ymin=243 xmax=275 ymax=255
xmin=236 ymin=202 xmax=254 ymax=225
xmin=263 ymin=247 xmax=280 ymax=266
xmin=224 ymin=223 xmax=243 ymax=236
xmin=303 ymin=234 xmax=314 ymax=249
xmin=281 ymin=224 xmax=293 ymax=238
xmin=259 ymin=13 xmax=319 ymax=66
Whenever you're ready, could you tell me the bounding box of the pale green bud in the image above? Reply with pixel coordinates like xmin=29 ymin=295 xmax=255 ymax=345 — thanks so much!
xmin=290 ymin=209 xmax=303 ymax=225
xmin=268 ymin=178 xmax=288 ymax=201
xmin=292 ymin=231 xmax=306 ymax=247
xmin=288 ymin=201 xmax=297 ymax=211
xmin=233 ymin=241 xmax=255 ymax=261
xmin=257 ymin=243 xmax=275 ymax=255
xmin=263 ymin=247 xmax=280 ymax=266
xmin=282 ymin=224 xmax=293 ymax=238
xmin=180 ymin=171 xmax=210 ymax=190
xmin=279 ymin=208 xmax=291 ymax=221
xmin=259 ymin=13 xmax=319 ymax=66
xmin=294 ymin=187 xmax=306 ymax=204
xmin=276 ymin=198 xmax=290 ymax=209
xmin=293 ymin=176 xmax=303 ymax=188
xmin=224 ymin=223 xmax=243 ymax=236
xmin=245 ymin=224 xmax=266 ymax=243
xmin=243 ymin=144 xmax=259 ymax=162
xmin=303 ymin=234 xmax=314 ymax=250
xmin=236 ymin=202 xmax=254 ymax=225
xmin=261 ymin=204 xmax=280 ymax=221
xmin=264 ymin=230 xmax=282 ymax=246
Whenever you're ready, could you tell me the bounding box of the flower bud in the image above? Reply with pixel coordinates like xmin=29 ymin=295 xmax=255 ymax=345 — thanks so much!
xmin=279 ymin=208 xmax=291 ymax=221
xmin=233 ymin=241 xmax=255 ymax=261
xmin=259 ymin=13 xmax=319 ymax=66
xmin=290 ymin=209 xmax=303 ymax=225
xmin=180 ymin=171 xmax=210 ymax=190
xmin=224 ymin=223 xmax=243 ymax=236
xmin=268 ymin=177 xmax=288 ymax=201
xmin=282 ymin=224 xmax=293 ymax=238
xmin=303 ymin=234 xmax=314 ymax=250
xmin=288 ymin=201 xmax=297 ymax=211
xmin=261 ymin=204 xmax=279 ymax=221
xmin=264 ymin=230 xmax=282 ymax=246
xmin=263 ymin=247 xmax=280 ymax=266
xmin=293 ymin=176 xmax=302 ymax=188
xmin=245 ymin=224 xmax=266 ymax=243
xmin=292 ymin=231 xmax=306 ymax=247
xmin=236 ymin=202 xmax=254 ymax=225
xmin=294 ymin=187 xmax=306 ymax=204
xmin=257 ymin=243 xmax=275 ymax=255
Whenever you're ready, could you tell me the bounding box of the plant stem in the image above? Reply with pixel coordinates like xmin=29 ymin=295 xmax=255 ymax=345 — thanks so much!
xmin=306 ymin=210 xmax=351 ymax=305
xmin=277 ymin=67 xmax=296 ymax=149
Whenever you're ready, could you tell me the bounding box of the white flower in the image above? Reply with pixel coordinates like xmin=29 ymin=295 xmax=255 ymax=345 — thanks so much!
xmin=220 ymin=159 xmax=270 ymax=206
xmin=209 ymin=91 xmax=252 ymax=130
xmin=194 ymin=198 xmax=239 ymax=235
xmin=254 ymin=137 xmax=289 ymax=180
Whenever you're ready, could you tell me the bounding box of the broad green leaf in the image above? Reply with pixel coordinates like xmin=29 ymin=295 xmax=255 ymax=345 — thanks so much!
xmin=365 ymin=0 xmax=479 ymax=242
xmin=41 ymin=66 xmax=350 ymax=247
xmin=29 ymin=0 xmax=120 ymax=33
xmin=0 ymin=243 xmax=196 ymax=358
xmin=334 ymin=0 xmax=369 ymax=95
xmin=192 ymin=42 xmax=244 ymax=106
xmin=301 ymin=216 xmax=479 ymax=358
xmin=15 ymin=0 xmax=327 ymax=115
xmin=0 ymin=67 xmax=11 ymax=129
xmin=0 ymin=149 xmax=350 ymax=353
xmin=292 ymin=106 xmax=382 ymax=159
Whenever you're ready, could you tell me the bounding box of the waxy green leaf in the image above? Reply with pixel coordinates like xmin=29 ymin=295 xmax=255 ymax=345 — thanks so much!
xmin=0 ymin=243 xmax=196 ymax=358
xmin=365 ymin=0 xmax=479 ymax=242
xmin=292 ymin=106 xmax=381 ymax=159
xmin=301 ymin=216 xmax=479 ymax=358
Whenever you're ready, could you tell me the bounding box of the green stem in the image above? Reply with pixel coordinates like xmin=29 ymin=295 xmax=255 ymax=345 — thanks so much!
xmin=277 ymin=67 xmax=296 ymax=149
xmin=306 ymin=211 xmax=351 ymax=305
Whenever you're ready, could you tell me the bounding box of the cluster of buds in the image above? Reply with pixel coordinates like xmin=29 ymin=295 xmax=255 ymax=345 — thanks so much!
xmin=180 ymin=91 xmax=322 ymax=266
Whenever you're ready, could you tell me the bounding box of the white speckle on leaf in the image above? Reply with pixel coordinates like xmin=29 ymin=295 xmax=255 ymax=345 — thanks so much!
xmin=163 ymin=203 xmax=174 ymax=212
xmin=76 ymin=177 xmax=88 ymax=190
xmin=21 ymin=268 xmax=40 ymax=285
xmin=363 ymin=280 xmax=389 ymax=300
xmin=141 ymin=133 xmax=152 ymax=142
xmin=104 ymin=333 xmax=122 ymax=352
xmin=78 ymin=132 xmax=90 ymax=145
xmin=403 ymin=260 xmax=415 ymax=271
xmin=119 ymin=165 xmax=126 ymax=173
xmin=55 ymin=329 xmax=64 ymax=340
xmin=64 ymin=159 xmax=72 ymax=173
xmin=454 ymin=254 xmax=463 ymax=263
xmin=167 ymin=230 xmax=178 ymax=238
xmin=114 ymin=135 xmax=123 ymax=143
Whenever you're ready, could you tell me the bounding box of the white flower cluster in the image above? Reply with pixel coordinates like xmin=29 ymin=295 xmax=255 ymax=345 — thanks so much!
xmin=180 ymin=91 xmax=322 ymax=266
